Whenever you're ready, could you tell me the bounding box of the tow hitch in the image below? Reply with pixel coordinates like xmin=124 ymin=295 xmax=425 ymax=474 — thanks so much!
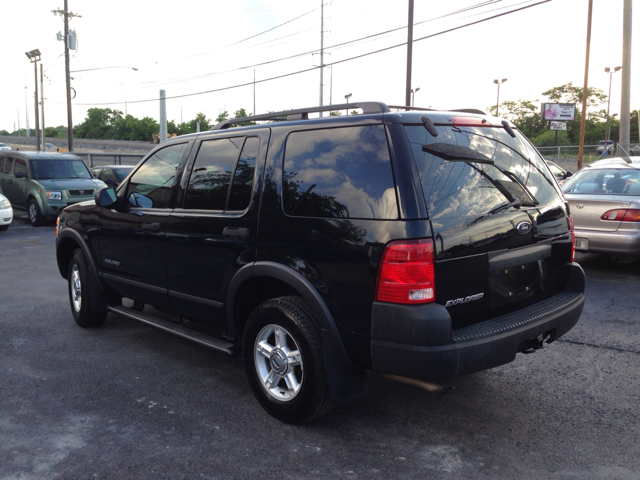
xmin=522 ymin=332 xmax=551 ymax=354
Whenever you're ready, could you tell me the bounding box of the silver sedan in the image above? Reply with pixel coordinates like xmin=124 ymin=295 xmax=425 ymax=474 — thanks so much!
xmin=562 ymin=160 xmax=640 ymax=263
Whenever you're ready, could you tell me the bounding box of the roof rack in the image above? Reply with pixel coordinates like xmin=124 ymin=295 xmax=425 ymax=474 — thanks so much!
xmin=388 ymin=106 xmax=487 ymax=115
xmin=387 ymin=105 xmax=437 ymax=112
xmin=211 ymin=101 xmax=391 ymax=130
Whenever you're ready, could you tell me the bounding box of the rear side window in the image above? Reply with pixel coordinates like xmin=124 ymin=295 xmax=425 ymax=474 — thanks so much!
xmin=283 ymin=125 xmax=398 ymax=219
xmin=184 ymin=136 xmax=257 ymax=212
xmin=127 ymin=143 xmax=186 ymax=209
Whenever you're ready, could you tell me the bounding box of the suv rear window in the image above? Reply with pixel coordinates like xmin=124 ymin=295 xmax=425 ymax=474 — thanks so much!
xmin=283 ymin=125 xmax=398 ymax=219
xmin=404 ymin=124 xmax=559 ymax=220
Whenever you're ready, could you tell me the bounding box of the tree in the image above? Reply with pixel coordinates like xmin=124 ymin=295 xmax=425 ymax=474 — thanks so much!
xmin=74 ymin=108 xmax=123 ymax=139
xmin=215 ymin=111 xmax=229 ymax=123
xmin=233 ymin=108 xmax=256 ymax=126
xmin=44 ymin=127 xmax=59 ymax=138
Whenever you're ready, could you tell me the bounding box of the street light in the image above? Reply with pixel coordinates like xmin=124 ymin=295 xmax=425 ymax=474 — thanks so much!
xmin=493 ymin=78 xmax=507 ymax=116
xmin=411 ymin=87 xmax=420 ymax=107
xmin=604 ymin=66 xmax=622 ymax=144
xmin=25 ymin=49 xmax=42 ymax=151
xmin=344 ymin=93 xmax=352 ymax=115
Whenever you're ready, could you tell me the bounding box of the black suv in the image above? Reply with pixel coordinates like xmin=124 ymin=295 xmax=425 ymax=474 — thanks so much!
xmin=55 ymin=102 xmax=585 ymax=423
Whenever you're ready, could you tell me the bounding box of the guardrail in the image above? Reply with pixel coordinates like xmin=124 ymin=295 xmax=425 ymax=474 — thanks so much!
xmin=74 ymin=152 xmax=147 ymax=167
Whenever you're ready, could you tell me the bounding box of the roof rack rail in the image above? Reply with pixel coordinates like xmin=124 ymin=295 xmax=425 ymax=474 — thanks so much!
xmin=387 ymin=105 xmax=437 ymax=112
xmin=211 ymin=101 xmax=391 ymax=130
xmin=450 ymin=108 xmax=487 ymax=115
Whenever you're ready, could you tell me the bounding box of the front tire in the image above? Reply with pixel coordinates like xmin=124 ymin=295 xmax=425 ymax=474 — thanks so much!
xmin=28 ymin=198 xmax=45 ymax=226
xmin=243 ymin=296 xmax=334 ymax=424
xmin=68 ymin=249 xmax=107 ymax=328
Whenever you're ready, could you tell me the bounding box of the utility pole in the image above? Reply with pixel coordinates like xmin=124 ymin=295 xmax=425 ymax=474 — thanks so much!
xmin=578 ymin=0 xmax=593 ymax=171
xmin=17 ymin=108 xmax=20 ymax=137
xmin=253 ymin=69 xmax=256 ymax=115
xmin=405 ymin=0 xmax=414 ymax=110
xmin=159 ymin=90 xmax=167 ymax=142
xmin=41 ymin=64 xmax=46 ymax=151
xmin=25 ymin=79 xmax=30 ymax=138
xmin=619 ymin=0 xmax=632 ymax=148
xmin=25 ymin=49 xmax=41 ymax=151
xmin=53 ymin=1 xmax=81 ymax=152
xmin=319 ymin=0 xmax=324 ymax=117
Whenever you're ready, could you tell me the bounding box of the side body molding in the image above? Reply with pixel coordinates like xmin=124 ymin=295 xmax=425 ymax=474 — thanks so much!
xmin=226 ymin=261 xmax=368 ymax=403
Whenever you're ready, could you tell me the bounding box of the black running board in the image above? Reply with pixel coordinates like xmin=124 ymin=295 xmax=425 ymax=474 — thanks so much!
xmin=108 ymin=305 xmax=238 ymax=355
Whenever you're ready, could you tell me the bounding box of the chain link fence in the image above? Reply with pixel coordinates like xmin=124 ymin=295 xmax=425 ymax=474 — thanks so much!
xmin=537 ymin=143 xmax=640 ymax=172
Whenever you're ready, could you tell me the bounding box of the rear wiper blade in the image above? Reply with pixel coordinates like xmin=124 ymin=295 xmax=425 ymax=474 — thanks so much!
xmin=489 ymin=197 xmax=522 ymax=215
xmin=422 ymin=143 xmax=494 ymax=164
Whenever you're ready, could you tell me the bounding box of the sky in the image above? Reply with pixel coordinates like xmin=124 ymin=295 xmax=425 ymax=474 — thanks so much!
xmin=1 ymin=0 xmax=637 ymax=134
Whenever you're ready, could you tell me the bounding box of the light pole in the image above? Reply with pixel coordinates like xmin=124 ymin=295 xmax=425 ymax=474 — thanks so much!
xmin=25 ymin=49 xmax=41 ymax=151
xmin=493 ymin=78 xmax=507 ymax=116
xmin=606 ymin=113 xmax=618 ymax=149
xmin=411 ymin=87 xmax=420 ymax=107
xmin=344 ymin=93 xmax=352 ymax=116
xmin=604 ymin=66 xmax=622 ymax=144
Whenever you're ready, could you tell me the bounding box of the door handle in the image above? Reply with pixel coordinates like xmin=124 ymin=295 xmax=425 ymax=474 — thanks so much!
xmin=142 ymin=222 xmax=161 ymax=232
xmin=8 ymin=180 xmax=13 ymax=185
xmin=222 ymin=227 xmax=250 ymax=240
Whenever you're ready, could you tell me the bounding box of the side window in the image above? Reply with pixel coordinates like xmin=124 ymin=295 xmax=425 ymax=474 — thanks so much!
xmin=184 ymin=137 xmax=246 ymax=211
xmin=227 ymin=137 xmax=259 ymax=211
xmin=283 ymin=125 xmax=398 ymax=219
xmin=0 ymin=158 xmax=4 ymax=173
xmin=126 ymin=143 xmax=186 ymax=209
xmin=4 ymin=157 xmax=14 ymax=174
xmin=14 ymin=159 xmax=27 ymax=177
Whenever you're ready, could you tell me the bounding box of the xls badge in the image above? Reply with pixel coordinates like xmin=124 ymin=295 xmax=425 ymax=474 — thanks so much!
xmin=445 ymin=293 xmax=484 ymax=308
xmin=516 ymin=221 xmax=532 ymax=234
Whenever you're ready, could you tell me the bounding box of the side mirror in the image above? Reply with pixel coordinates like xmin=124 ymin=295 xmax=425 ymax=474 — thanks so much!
xmin=15 ymin=171 xmax=26 ymax=179
xmin=95 ymin=187 xmax=118 ymax=208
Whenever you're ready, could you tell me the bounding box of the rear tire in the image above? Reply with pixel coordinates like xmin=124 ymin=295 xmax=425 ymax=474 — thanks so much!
xmin=243 ymin=296 xmax=334 ymax=424
xmin=68 ymin=249 xmax=107 ymax=328
xmin=0 ymin=225 xmax=8 ymax=232
xmin=28 ymin=198 xmax=44 ymax=226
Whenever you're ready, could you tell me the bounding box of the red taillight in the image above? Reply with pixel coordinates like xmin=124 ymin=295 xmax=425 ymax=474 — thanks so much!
xmin=601 ymin=209 xmax=640 ymax=222
xmin=375 ymin=238 xmax=435 ymax=305
xmin=452 ymin=116 xmax=491 ymax=127
xmin=567 ymin=216 xmax=575 ymax=262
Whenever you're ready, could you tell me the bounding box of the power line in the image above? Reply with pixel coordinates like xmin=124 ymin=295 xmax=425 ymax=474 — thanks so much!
xmin=60 ymin=1 xmax=550 ymax=107
xmin=120 ymin=0 xmax=509 ymax=90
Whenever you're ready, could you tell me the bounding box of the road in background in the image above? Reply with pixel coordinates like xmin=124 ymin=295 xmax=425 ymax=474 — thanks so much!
xmin=1 ymin=215 xmax=639 ymax=479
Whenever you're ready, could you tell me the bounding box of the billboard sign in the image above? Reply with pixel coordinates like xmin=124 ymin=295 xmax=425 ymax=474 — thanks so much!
xmin=541 ymin=103 xmax=576 ymax=121
xmin=550 ymin=121 xmax=567 ymax=131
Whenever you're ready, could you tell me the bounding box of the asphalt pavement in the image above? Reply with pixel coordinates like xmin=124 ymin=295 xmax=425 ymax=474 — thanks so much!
xmin=1 ymin=213 xmax=639 ymax=480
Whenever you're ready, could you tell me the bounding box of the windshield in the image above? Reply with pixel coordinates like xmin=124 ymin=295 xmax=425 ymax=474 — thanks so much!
xmin=404 ymin=124 xmax=558 ymax=220
xmin=30 ymin=159 xmax=92 ymax=180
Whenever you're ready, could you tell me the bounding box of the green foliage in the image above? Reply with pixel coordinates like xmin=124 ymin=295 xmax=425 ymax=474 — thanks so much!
xmin=44 ymin=127 xmax=59 ymax=138
xmin=329 ymin=111 xmax=342 ymax=116
xmin=74 ymin=108 xmax=123 ymax=139
xmin=530 ymin=130 xmax=571 ymax=147
xmin=0 ymin=129 xmax=9 ymax=135
xmin=541 ymin=82 xmax=607 ymax=109
xmin=233 ymin=108 xmax=256 ymax=126
xmin=215 ymin=111 xmax=229 ymax=123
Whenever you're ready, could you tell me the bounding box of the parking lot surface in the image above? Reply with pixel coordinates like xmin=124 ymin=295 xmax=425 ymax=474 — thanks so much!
xmin=1 ymin=214 xmax=639 ymax=479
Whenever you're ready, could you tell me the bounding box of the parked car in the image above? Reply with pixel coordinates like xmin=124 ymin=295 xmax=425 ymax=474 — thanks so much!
xmin=0 ymin=151 xmax=106 ymax=226
xmin=546 ymin=160 xmax=573 ymax=184
xmin=0 ymin=193 xmax=12 ymax=231
xmin=562 ymin=163 xmax=640 ymax=263
xmin=45 ymin=143 xmax=58 ymax=151
xmin=90 ymin=165 xmax=135 ymax=188
xmin=596 ymin=140 xmax=615 ymax=155
xmin=0 ymin=143 xmax=11 ymax=151
xmin=629 ymin=145 xmax=640 ymax=156
xmin=56 ymin=102 xmax=585 ymax=423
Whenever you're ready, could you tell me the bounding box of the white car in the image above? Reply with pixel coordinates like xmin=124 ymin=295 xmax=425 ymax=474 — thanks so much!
xmin=0 ymin=143 xmax=11 ymax=151
xmin=0 ymin=193 xmax=13 ymax=231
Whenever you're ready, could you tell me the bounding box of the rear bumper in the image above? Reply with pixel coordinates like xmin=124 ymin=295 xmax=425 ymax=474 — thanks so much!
xmin=370 ymin=263 xmax=585 ymax=380
xmin=574 ymin=227 xmax=640 ymax=255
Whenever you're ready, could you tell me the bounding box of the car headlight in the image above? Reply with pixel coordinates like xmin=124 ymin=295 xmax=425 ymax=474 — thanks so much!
xmin=46 ymin=191 xmax=62 ymax=200
xmin=0 ymin=199 xmax=10 ymax=209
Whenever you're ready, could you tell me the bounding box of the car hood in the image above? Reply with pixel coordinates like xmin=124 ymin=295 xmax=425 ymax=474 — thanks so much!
xmin=35 ymin=178 xmax=106 ymax=190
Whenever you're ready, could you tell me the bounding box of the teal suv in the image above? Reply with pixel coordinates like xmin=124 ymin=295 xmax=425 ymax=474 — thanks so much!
xmin=0 ymin=151 xmax=106 ymax=226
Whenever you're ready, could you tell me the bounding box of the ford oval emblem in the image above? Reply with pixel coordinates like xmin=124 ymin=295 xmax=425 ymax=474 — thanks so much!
xmin=516 ymin=221 xmax=532 ymax=235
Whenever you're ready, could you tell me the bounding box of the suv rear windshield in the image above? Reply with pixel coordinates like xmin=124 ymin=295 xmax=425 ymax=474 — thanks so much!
xmin=404 ymin=124 xmax=558 ymax=220
xmin=30 ymin=159 xmax=92 ymax=180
